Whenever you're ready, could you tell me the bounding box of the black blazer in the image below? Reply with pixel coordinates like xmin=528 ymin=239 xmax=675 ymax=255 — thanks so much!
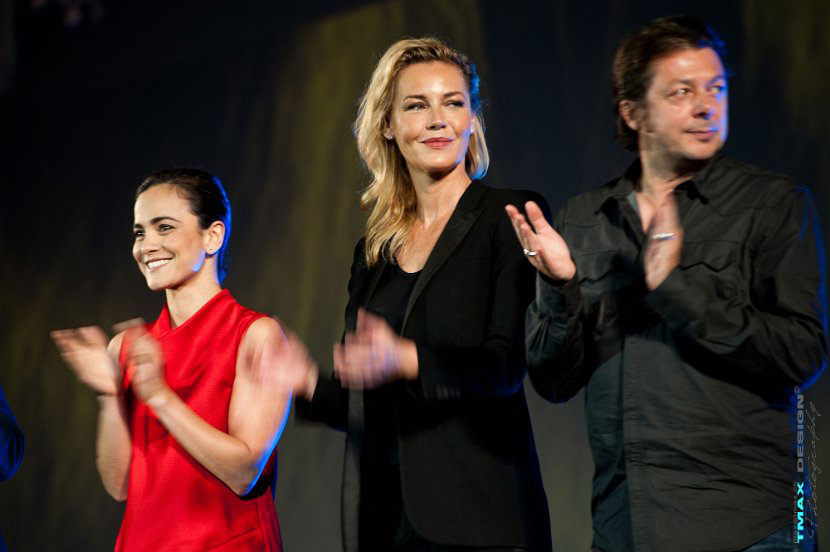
xmin=301 ymin=181 xmax=551 ymax=551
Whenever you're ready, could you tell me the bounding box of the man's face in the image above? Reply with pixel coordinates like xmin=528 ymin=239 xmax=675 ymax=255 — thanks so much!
xmin=633 ymin=47 xmax=728 ymax=169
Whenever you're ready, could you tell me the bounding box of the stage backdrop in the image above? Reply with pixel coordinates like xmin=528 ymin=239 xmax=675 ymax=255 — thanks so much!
xmin=1 ymin=0 xmax=827 ymax=549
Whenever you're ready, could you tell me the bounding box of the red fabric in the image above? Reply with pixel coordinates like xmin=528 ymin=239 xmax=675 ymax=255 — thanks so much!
xmin=116 ymin=290 xmax=282 ymax=551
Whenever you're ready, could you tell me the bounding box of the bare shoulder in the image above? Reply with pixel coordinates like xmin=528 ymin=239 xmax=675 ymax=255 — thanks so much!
xmin=240 ymin=316 xmax=284 ymax=350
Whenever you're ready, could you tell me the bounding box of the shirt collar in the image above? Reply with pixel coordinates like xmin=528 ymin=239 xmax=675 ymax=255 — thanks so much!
xmin=597 ymin=154 xmax=725 ymax=212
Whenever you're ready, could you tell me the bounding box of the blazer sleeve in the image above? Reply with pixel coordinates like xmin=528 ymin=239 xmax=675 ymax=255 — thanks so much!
xmin=411 ymin=192 xmax=546 ymax=401
xmin=0 ymin=385 xmax=24 ymax=481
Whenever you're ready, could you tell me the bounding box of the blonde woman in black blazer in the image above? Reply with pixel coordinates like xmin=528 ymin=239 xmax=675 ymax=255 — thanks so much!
xmin=298 ymin=37 xmax=551 ymax=551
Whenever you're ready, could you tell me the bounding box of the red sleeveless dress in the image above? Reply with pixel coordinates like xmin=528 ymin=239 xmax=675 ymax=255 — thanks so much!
xmin=116 ymin=290 xmax=282 ymax=551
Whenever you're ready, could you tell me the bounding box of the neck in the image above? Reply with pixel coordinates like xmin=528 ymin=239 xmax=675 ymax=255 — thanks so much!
xmin=410 ymin=163 xmax=471 ymax=225
xmin=638 ymin=151 xmax=706 ymax=200
xmin=164 ymin=270 xmax=222 ymax=328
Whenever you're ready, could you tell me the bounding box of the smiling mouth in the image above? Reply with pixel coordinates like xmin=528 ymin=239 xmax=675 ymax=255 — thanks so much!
xmin=423 ymin=138 xmax=452 ymax=149
xmin=146 ymin=259 xmax=171 ymax=270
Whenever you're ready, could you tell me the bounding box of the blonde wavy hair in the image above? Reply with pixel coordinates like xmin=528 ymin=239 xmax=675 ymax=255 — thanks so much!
xmin=354 ymin=37 xmax=489 ymax=267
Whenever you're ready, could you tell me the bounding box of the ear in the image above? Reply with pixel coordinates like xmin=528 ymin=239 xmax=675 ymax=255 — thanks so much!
xmin=619 ymin=100 xmax=641 ymax=131
xmin=205 ymin=221 xmax=226 ymax=256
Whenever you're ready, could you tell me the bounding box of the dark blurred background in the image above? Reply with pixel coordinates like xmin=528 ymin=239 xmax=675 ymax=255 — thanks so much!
xmin=0 ymin=0 xmax=827 ymax=549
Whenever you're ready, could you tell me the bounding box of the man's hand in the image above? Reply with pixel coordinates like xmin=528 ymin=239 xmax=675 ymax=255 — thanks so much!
xmin=505 ymin=201 xmax=576 ymax=282
xmin=644 ymin=193 xmax=683 ymax=291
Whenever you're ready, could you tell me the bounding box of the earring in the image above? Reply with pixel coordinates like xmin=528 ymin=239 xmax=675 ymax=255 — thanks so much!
xmin=384 ymin=132 xmax=393 ymax=140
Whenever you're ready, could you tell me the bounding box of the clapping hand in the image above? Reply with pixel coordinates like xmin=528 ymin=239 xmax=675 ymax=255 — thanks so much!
xmin=51 ymin=326 xmax=121 ymax=396
xmin=644 ymin=193 xmax=683 ymax=291
xmin=117 ymin=320 xmax=169 ymax=406
xmin=334 ymin=309 xmax=417 ymax=389
xmin=505 ymin=201 xmax=576 ymax=282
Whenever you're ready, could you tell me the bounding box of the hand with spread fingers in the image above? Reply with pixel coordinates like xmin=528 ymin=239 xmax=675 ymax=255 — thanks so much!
xmin=644 ymin=192 xmax=684 ymax=291
xmin=505 ymin=201 xmax=576 ymax=282
xmin=334 ymin=308 xmax=418 ymax=389
xmin=51 ymin=326 xmax=121 ymax=396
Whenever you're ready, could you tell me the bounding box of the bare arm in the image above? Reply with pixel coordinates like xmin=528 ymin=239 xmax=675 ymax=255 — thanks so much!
xmin=51 ymin=328 xmax=132 ymax=501
xmin=127 ymin=317 xmax=311 ymax=496
xmin=96 ymin=332 xmax=131 ymax=501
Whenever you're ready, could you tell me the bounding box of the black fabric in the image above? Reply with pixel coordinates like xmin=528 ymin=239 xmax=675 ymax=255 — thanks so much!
xmin=300 ymin=181 xmax=552 ymax=551
xmin=0 ymin=385 xmax=23 ymax=481
xmin=0 ymin=385 xmax=23 ymax=552
xmin=526 ymin=155 xmax=827 ymax=552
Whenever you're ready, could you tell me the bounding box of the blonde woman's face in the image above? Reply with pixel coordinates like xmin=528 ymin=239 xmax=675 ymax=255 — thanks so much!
xmin=388 ymin=61 xmax=473 ymax=181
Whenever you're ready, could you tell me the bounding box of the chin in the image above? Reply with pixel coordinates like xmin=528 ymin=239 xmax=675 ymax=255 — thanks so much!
xmin=684 ymin=143 xmax=722 ymax=162
xmin=144 ymin=279 xmax=166 ymax=291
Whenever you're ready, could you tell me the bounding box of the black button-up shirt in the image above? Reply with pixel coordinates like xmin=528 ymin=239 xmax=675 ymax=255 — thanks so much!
xmin=526 ymin=155 xmax=827 ymax=551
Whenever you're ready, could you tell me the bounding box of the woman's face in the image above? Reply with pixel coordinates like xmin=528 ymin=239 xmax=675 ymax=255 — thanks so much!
xmin=132 ymin=184 xmax=213 ymax=291
xmin=388 ymin=61 xmax=473 ymax=181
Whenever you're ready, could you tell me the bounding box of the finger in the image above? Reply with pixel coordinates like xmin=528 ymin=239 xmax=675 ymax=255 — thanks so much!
xmin=50 ymin=329 xmax=75 ymax=350
xmin=361 ymin=311 xmax=389 ymax=339
xmin=525 ymin=201 xmax=552 ymax=233
xmin=333 ymin=343 xmax=346 ymax=374
xmin=506 ymin=207 xmax=531 ymax=245
xmin=77 ymin=326 xmax=108 ymax=347
xmin=113 ymin=318 xmax=145 ymax=335
xmin=518 ymin=220 xmax=542 ymax=258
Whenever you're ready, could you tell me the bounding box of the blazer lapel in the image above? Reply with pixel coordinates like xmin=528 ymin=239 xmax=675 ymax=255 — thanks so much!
xmin=402 ymin=181 xmax=487 ymax=330
xmin=346 ymin=258 xmax=388 ymax=331
xmin=343 ymin=252 xmax=387 ymax=552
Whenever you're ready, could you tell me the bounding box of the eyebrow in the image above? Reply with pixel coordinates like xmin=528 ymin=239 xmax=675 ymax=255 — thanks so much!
xmin=133 ymin=216 xmax=180 ymax=228
xmin=671 ymin=75 xmax=727 ymax=86
xmin=402 ymin=91 xmax=466 ymax=102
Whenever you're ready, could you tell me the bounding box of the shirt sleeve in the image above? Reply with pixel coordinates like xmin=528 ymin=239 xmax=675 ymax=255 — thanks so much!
xmin=525 ymin=272 xmax=590 ymax=402
xmin=410 ymin=194 xmax=546 ymax=401
xmin=0 ymin=385 xmax=24 ymax=481
xmin=523 ymin=202 xmax=594 ymax=403
xmin=644 ymin=184 xmax=828 ymax=390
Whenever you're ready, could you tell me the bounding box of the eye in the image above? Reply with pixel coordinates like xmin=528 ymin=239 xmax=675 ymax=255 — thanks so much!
xmin=133 ymin=229 xmax=145 ymax=239
xmin=669 ymin=87 xmax=691 ymax=98
xmin=711 ymin=83 xmax=727 ymax=95
xmin=404 ymin=102 xmax=426 ymax=111
xmin=158 ymin=224 xmax=174 ymax=232
xmin=447 ymin=100 xmax=465 ymax=108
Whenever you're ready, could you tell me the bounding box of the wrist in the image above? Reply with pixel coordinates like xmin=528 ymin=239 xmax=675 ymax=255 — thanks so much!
xmin=96 ymin=393 xmax=122 ymax=406
xmin=397 ymin=339 xmax=419 ymax=380
xmin=144 ymin=386 xmax=175 ymax=411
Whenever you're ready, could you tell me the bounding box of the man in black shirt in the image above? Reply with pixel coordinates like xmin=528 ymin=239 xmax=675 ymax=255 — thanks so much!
xmin=507 ymin=16 xmax=826 ymax=552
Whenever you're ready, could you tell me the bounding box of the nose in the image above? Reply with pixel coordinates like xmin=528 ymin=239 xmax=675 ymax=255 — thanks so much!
xmin=694 ymin=94 xmax=716 ymax=120
xmin=427 ymin=107 xmax=447 ymax=130
xmin=139 ymin=235 xmax=160 ymax=256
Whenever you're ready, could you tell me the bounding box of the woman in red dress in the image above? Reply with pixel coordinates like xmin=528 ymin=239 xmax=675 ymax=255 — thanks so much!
xmin=52 ymin=169 xmax=308 ymax=551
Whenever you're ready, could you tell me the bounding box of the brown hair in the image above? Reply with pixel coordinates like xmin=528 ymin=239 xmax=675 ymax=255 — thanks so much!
xmin=612 ymin=16 xmax=727 ymax=150
xmin=136 ymin=168 xmax=232 ymax=283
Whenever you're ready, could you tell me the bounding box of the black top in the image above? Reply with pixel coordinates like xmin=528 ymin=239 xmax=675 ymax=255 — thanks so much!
xmin=526 ymin=155 xmax=827 ymax=551
xmin=363 ymin=263 xmax=420 ymax=467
